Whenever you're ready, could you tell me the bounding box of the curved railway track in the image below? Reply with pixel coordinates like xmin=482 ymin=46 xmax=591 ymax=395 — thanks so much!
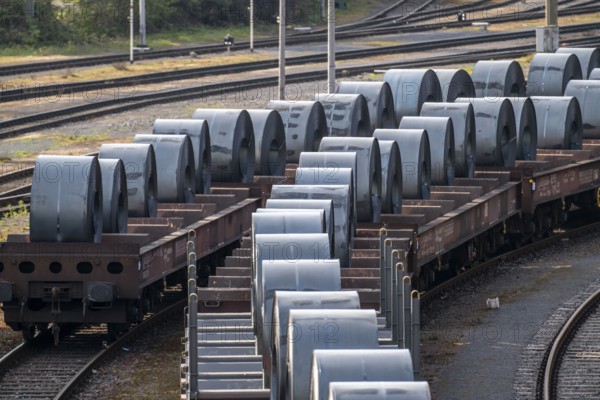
xmin=0 ymin=296 xmax=185 ymax=399
xmin=0 ymin=0 xmax=596 ymax=77
xmin=541 ymin=285 xmax=600 ymax=400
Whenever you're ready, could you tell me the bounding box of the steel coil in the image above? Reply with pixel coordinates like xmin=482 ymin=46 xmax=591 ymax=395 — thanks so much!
xmin=254 ymin=233 xmax=332 ymax=330
xmin=133 ymin=134 xmax=196 ymax=203
xmin=314 ymin=93 xmax=371 ymax=137
xmin=421 ymin=102 xmax=476 ymax=178
xmin=565 ymin=80 xmax=600 ymax=138
xmin=373 ymin=129 xmax=431 ymax=199
xmin=98 ymin=159 xmax=128 ymax=234
xmin=310 ymin=349 xmax=414 ymax=400
xmin=317 ymin=137 xmax=382 ymax=223
xmin=399 ymin=116 xmax=455 ymax=185
xmin=378 ymin=140 xmax=402 ymax=214
xmin=434 ymin=69 xmax=475 ymax=102
xmin=287 ymin=309 xmax=379 ymax=400
xmin=294 ymin=167 xmax=354 ymax=231
xmin=471 ymin=60 xmax=526 ymax=98
xmin=383 ymin=69 xmax=442 ymax=123
xmin=271 ymin=291 xmax=361 ymax=400
xmin=590 ymin=68 xmax=600 ymax=80
xmin=336 ymin=81 xmax=397 ymax=132
xmin=191 ymin=108 xmax=255 ymax=183
xmin=270 ymin=185 xmax=352 ymax=268
xmin=328 ymin=382 xmax=432 ymax=400
xmin=98 ymin=143 xmax=157 ymax=218
xmin=298 ymin=152 xmax=357 ymax=229
xmin=264 ymin=199 xmax=335 ymax=255
xmin=266 ymin=100 xmax=327 ymax=163
xmin=527 ymin=53 xmax=582 ymax=96
xmin=247 ymin=110 xmax=287 ymax=176
xmin=455 ymin=97 xmax=517 ymax=167
xmin=507 ymin=97 xmax=538 ymax=160
xmin=557 ymin=47 xmax=600 ymax=79
xmin=152 ymin=118 xmax=211 ymax=194
xmin=529 ymin=96 xmax=583 ymax=150
xmin=261 ymin=260 xmax=341 ymax=386
xmin=31 ymin=155 xmax=102 ymax=243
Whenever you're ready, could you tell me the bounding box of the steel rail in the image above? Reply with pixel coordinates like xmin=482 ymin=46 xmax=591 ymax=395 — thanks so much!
xmin=541 ymin=287 xmax=600 ymax=400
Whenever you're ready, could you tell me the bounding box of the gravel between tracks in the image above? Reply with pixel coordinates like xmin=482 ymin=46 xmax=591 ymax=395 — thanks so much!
xmin=422 ymin=223 xmax=600 ymax=400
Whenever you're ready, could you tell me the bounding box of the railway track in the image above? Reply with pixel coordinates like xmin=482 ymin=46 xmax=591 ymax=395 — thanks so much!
xmin=0 ymin=296 xmax=186 ymax=400
xmin=2 ymin=20 xmax=599 ymax=106
xmin=0 ymin=0 xmax=596 ymax=77
xmin=541 ymin=284 xmax=600 ymax=400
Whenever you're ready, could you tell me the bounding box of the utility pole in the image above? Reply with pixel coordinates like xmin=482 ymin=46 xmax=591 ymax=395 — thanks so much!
xmin=536 ymin=0 xmax=559 ymax=52
xmin=138 ymin=0 xmax=148 ymax=48
xmin=25 ymin=0 xmax=35 ymax=18
xmin=250 ymin=0 xmax=254 ymax=52
xmin=327 ymin=0 xmax=335 ymax=93
xmin=278 ymin=0 xmax=286 ymax=100
xmin=129 ymin=0 xmax=134 ymax=64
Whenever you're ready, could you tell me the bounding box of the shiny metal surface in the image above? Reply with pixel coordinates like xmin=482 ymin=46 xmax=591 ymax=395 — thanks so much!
xmin=434 ymin=69 xmax=475 ymax=102
xmin=383 ymin=69 xmax=442 ymax=123
xmin=314 ymin=93 xmax=371 ymax=137
xmin=266 ymin=100 xmax=327 ymax=163
xmin=192 ymin=108 xmax=255 ymax=183
xmin=471 ymin=60 xmax=526 ymax=97
xmin=336 ymin=81 xmax=397 ymax=132
xmin=328 ymin=382 xmax=432 ymax=400
xmin=399 ymin=116 xmax=455 ymax=185
xmin=30 ymin=155 xmax=102 ymax=243
xmin=527 ymin=53 xmax=582 ymax=96
xmin=98 ymin=159 xmax=128 ymax=234
xmin=565 ymin=80 xmax=600 ymax=138
xmin=98 ymin=143 xmax=157 ymax=218
xmin=152 ymin=118 xmax=211 ymax=194
xmin=529 ymin=96 xmax=583 ymax=150
xmin=507 ymin=97 xmax=538 ymax=160
xmin=373 ymin=129 xmax=431 ymax=199
xmin=133 ymin=134 xmax=196 ymax=203
xmin=421 ymin=102 xmax=475 ymax=178
xmin=557 ymin=47 xmax=600 ymax=79
xmin=246 ymin=109 xmax=287 ymax=176
xmin=378 ymin=140 xmax=402 ymax=214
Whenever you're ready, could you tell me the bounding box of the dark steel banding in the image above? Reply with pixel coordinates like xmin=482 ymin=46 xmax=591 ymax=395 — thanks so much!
xmin=246 ymin=110 xmax=287 ymax=176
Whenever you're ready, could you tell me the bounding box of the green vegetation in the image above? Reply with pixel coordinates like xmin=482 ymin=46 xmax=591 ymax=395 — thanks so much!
xmin=0 ymin=200 xmax=29 ymax=242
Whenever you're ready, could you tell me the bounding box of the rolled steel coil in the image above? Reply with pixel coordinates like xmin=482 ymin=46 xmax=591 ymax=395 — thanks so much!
xmin=590 ymin=68 xmax=600 ymax=80
xmin=152 ymin=118 xmax=211 ymax=194
xmin=471 ymin=60 xmax=526 ymax=98
xmin=272 ymin=291 xmax=361 ymax=400
xmin=383 ymin=69 xmax=442 ymax=123
xmin=254 ymin=233 xmax=332 ymax=336
xmin=527 ymin=53 xmax=582 ymax=96
xmin=421 ymin=102 xmax=476 ymax=178
xmin=264 ymin=199 xmax=335 ymax=255
xmin=565 ymin=80 xmax=600 ymax=138
xmin=98 ymin=143 xmax=157 ymax=218
xmin=317 ymin=137 xmax=382 ymax=223
xmin=286 ymin=309 xmax=379 ymax=400
xmin=261 ymin=260 xmax=341 ymax=386
xmin=266 ymin=100 xmax=327 ymax=163
xmin=246 ymin=109 xmax=287 ymax=176
xmin=270 ymin=185 xmax=352 ymax=268
xmin=373 ymin=129 xmax=431 ymax=200
xmin=298 ymin=152 xmax=357 ymax=229
xmin=507 ymin=97 xmax=538 ymax=160
xmin=455 ymin=97 xmax=517 ymax=167
xmin=314 ymin=93 xmax=371 ymax=137
xmin=31 ymin=155 xmax=102 ymax=243
xmin=310 ymin=349 xmax=414 ymax=400
xmin=378 ymin=140 xmax=402 ymax=214
xmin=399 ymin=116 xmax=455 ymax=185
xmin=133 ymin=134 xmax=196 ymax=203
xmin=529 ymin=96 xmax=583 ymax=150
xmin=557 ymin=47 xmax=600 ymax=79
xmin=434 ymin=69 xmax=475 ymax=102
xmin=98 ymin=159 xmax=128 ymax=234
xmin=255 ymin=208 xmax=329 ymax=250
xmin=336 ymin=81 xmax=397 ymax=132
xmin=328 ymin=382 xmax=432 ymax=400
xmin=192 ymin=108 xmax=255 ymax=183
